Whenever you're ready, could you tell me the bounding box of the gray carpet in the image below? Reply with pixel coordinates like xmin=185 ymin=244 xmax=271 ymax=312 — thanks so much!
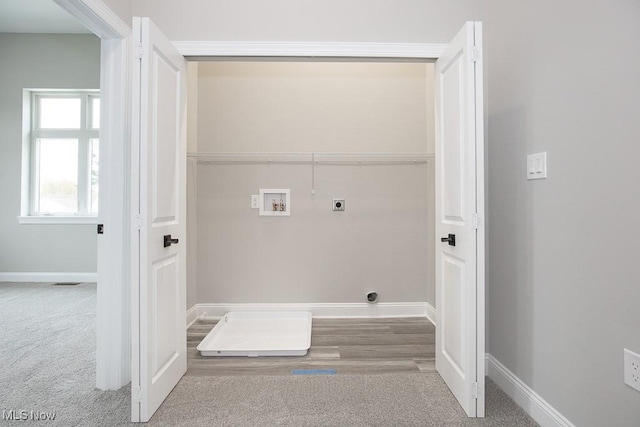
xmin=0 ymin=282 xmax=130 ymax=426
xmin=0 ymin=282 xmax=537 ymax=426
xmin=149 ymin=374 xmax=538 ymax=427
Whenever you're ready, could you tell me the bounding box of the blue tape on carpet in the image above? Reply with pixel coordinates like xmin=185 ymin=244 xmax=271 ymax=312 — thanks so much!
xmin=292 ymin=369 xmax=336 ymax=375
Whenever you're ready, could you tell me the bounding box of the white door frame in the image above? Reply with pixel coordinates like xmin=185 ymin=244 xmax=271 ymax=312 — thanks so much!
xmin=176 ymin=35 xmax=485 ymax=413
xmin=48 ymin=4 xmax=487 ymax=412
xmin=53 ymin=0 xmax=132 ymax=390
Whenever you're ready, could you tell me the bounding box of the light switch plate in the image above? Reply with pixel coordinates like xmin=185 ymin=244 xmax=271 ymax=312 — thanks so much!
xmin=527 ymin=152 xmax=547 ymax=180
xmin=251 ymin=195 xmax=259 ymax=209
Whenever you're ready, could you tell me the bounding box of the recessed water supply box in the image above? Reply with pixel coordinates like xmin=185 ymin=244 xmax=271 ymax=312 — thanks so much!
xmin=259 ymin=189 xmax=290 ymax=216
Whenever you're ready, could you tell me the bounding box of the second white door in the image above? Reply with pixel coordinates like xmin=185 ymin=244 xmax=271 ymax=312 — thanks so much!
xmin=435 ymin=21 xmax=485 ymax=418
xmin=131 ymin=16 xmax=188 ymax=423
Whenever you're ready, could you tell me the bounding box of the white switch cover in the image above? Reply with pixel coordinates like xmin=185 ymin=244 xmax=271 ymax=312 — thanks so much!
xmin=251 ymin=195 xmax=260 ymax=209
xmin=527 ymin=152 xmax=547 ymax=180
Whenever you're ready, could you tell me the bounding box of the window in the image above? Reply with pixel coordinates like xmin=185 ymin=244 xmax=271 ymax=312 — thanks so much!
xmin=20 ymin=90 xmax=99 ymax=224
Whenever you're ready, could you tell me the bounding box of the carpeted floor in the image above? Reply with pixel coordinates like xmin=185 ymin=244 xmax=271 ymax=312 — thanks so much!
xmin=149 ymin=374 xmax=538 ymax=427
xmin=0 ymin=282 xmax=538 ymax=426
xmin=0 ymin=282 xmax=130 ymax=426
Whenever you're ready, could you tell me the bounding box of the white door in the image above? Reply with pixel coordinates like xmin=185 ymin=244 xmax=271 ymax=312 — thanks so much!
xmin=435 ymin=21 xmax=485 ymax=417
xmin=131 ymin=17 xmax=188 ymax=422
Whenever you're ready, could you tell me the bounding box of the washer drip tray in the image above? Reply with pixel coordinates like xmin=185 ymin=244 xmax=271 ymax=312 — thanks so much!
xmin=196 ymin=311 xmax=312 ymax=357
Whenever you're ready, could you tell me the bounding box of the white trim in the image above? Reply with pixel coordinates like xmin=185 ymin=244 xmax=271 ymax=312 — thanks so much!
xmin=18 ymin=216 xmax=98 ymax=225
xmin=173 ymin=41 xmax=447 ymax=59
xmin=186 ymin=305 xmax=198 ymax=329
xmin=188 ymin=302 xmax=430 ymax=321
xmin=22 ymin=90 xmax=100 ymax=218
xmin=425 ymin=302 xmax=436 ymax=326
xmin=53 ymin=0 xmax=130 ymax=39
xmin=129 ymin=18 xmax=143 ymax=423
xmin=486 ymin=354 xmax=576 ymax=427
xmin=473 ymin=21 xmax=486 ymax=418
xmin=94 ymin=35 xmax=132 ymax=392
xmin=54 ymin=0 xmax=132 ymax=393
xmin=0 ymin=272 xmax=97 ymax=282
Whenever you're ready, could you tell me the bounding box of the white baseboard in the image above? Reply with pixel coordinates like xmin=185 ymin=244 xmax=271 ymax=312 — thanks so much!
xmin=424 ymin=302 xmax=436 ymax=326
xmin=189 ymin=302 xmax=430 ymax=320
xmin=186 ymin=305 xmax=199 ymax=329
xmin=486 ymin=354 xmax=575 ymax=427
xmin=0 ymin=272 xmax=98 ymax=283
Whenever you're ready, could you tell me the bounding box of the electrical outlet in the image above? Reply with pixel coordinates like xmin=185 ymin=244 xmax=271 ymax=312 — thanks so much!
xmin=332 ymin=199 xmax=345 ymax=211
xmin=624 ymin=348 xmax=640 ymax=392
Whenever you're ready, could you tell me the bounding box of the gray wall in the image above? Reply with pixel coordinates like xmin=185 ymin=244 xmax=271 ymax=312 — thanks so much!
xmin=485 ymin=0 xmax=640 ymax=425
xmin=103 ymin=0 xmax=132 ymax=25
xmin=194 ymin=61 xmax=434 ymax=304
xmin=0 ymin=34 xmax=100 ymax=274
xmin=133 ymin=0 xmax=486 ymax=43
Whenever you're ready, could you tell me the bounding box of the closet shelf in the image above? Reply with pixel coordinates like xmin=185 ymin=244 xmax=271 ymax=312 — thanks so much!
xmin=187 ymin=152 xmax=434 ymax=164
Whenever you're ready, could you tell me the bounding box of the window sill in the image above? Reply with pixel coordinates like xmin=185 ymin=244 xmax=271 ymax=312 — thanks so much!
xmin=18 ymin=216 xmax=98 ymax=225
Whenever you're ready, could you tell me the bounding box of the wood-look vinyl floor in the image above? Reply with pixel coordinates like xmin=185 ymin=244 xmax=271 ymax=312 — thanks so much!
xmin=187 ymin=317 xmax=435 ymax=376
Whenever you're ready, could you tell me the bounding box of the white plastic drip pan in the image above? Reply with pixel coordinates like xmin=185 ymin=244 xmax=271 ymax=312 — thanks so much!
xmin=197 ymin=311 xmax=312 ymax=357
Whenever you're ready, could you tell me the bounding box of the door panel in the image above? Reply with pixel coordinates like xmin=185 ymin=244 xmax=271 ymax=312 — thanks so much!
xmin=441 ymin=53 xmax=465 ymax=223
xmin=435 ymin=21 xmax=485 ymax=417
xmin=442 ymin=254 xmax=465 ymax=374
xmin=152 ymin=257 xmax=179 ymax=378
xmin=152 ymin=52 xmax=179 ymax=222
xmin=131 ymin=16 xmax=187 ymax=423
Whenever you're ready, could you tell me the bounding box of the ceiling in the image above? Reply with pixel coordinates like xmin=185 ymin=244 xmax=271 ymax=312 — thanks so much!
xmin=0 ymin=0 xmax=90 ymax=33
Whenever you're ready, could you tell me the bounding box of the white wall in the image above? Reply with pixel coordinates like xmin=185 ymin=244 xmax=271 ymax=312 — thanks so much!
xmin=486 ymin=0 xmax=640 ymax=425
xmin=194 ymin=61 xmax=434 ymax=304
xmin=0 ymin=34 xmax=100 ymax=274
xmin=133 ymin=0 xmax=486 ymax=43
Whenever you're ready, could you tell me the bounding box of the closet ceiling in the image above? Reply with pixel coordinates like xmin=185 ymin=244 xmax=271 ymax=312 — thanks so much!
xmin=0 ymin=0 xmax=90 ymax=33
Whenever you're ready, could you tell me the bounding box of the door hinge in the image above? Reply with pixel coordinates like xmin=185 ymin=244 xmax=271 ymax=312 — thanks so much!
xmin=135 ymin=43 xmax=144 ymax=60
xmin=472 ymin=382 xmax=478 ymax=399
xmin=471 ymin=47 xmax=480 ymax=63
xmin=133 ymin=214 xmax=143 ymax=230
xmin=132 ymin=386 xmax=142 ymax=402
xmin=472 ymin=213 xmax=479 ymax=230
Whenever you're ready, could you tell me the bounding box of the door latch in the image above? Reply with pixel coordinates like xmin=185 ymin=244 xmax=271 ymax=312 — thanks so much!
xmin=164 ymin=234 xmax=179 ymax=248
xmin=440 ymin=233 xmax=456 ymax=246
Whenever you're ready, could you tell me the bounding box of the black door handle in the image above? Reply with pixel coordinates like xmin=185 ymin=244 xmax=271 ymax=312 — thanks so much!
xmin=164 ymin=234 xmax=179 ymax=248
xmin=440 ymin=234 xmax=455 ymax=246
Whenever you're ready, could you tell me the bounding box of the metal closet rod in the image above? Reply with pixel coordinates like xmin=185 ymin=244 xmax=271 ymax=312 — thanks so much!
xmin=187 ymin=152 xmax=434 ymax=164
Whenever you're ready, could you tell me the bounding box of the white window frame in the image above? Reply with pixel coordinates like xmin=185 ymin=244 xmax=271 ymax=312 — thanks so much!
xmin=19 ymin=89 xmax=100 ymax=225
